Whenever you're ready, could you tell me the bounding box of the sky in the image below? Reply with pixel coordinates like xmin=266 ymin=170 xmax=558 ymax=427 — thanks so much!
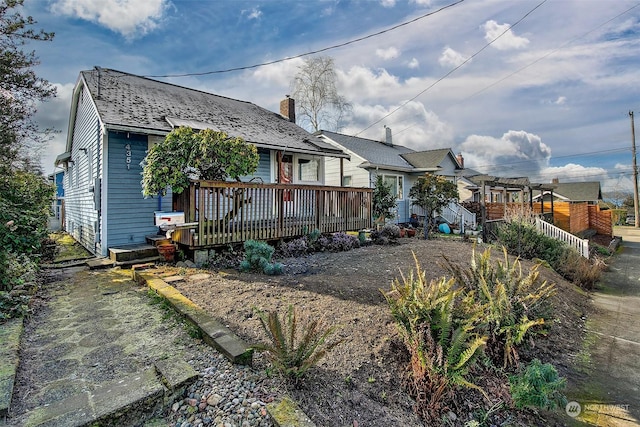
xmin=23 ymin=0 xmax=640 ymax=198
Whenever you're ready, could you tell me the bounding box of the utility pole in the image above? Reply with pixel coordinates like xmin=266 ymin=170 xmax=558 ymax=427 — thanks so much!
xmin=630 ymin=111 xmax=639 ymax=228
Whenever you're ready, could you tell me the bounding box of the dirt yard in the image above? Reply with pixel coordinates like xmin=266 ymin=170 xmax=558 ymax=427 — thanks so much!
xmin=174 ymin=237 xmax=592 ymax=426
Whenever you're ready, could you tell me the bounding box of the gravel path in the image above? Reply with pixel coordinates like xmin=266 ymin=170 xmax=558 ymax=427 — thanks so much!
xmin=165 ymin=351 xmax=278 ymax=427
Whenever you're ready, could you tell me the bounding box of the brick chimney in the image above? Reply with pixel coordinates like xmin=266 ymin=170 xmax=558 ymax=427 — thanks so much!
xmin=456 ymin=153 xmax=464 ymax=168
xmin=280 ymin=95 xmax=295 ymax=123
xmin=384 ymin=126 xmax=392 ymax=146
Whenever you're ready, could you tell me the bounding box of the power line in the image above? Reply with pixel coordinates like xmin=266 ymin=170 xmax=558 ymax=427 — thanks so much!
xmin=392 ymin=2 xmax=640 ymax=139
xmin=468 ymin=146 xmax=630 ymax=171
xmin=460 ymin=2 xmax=640 ymax=103
xmin=143 ymin=0 xmax=465 ymax=78
xmin=354 ymin=0 xmax=548 ymax=136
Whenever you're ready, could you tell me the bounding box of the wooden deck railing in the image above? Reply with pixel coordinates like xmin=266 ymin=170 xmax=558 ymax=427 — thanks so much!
xmin=171 ymin=181 xmax=372 ymax=248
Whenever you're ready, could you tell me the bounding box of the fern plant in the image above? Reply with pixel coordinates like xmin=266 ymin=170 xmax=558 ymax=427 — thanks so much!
xmin=443 ymin=246 xmax=555 ymax=367
xmin=253 ymin=305 xmax=342 ymax=380
xmin=509 ymin=359 xmax=567 ymax=410
xmin=383 ymin=255 xmax=488 ymax=421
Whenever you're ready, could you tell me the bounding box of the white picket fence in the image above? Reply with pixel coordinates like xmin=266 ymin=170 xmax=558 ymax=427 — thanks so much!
xmin=535 ymin=217 xmax=589 ymax=258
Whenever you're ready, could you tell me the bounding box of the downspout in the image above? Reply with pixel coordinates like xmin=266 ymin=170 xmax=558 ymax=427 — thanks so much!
xmin=95 ymin=118 xmax=101 ymax=254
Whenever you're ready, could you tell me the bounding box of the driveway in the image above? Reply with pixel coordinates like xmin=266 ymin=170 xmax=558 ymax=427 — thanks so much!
xmin=569 ymin=226 xmax=640 ymax=426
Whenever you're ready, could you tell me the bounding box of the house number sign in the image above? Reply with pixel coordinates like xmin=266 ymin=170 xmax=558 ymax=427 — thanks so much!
xmin=125 ymin=144 xmax=132 ymax=170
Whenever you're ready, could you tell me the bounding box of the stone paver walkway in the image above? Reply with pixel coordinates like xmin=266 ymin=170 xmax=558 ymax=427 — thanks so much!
xmin=4 ymin=266 xmax=202 ymax=426
xmin=569 ymin=226 xmax=640 ymax=426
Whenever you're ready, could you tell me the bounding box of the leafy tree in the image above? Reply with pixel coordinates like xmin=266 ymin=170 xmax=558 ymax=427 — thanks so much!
xmin=141 ymin=127 xmax=260 ymax=196
xmin=372 ymin=175 xmax=397 ymax=222
xmin=291 ymin=56 xmax=351 ymax=132
xmin=0 ymin=0 xmax=56 ymax=318
xmin=409 ymin=174 xmax=459 ymax=239
xmin=0 ymin=0 xmax=56 ymax=172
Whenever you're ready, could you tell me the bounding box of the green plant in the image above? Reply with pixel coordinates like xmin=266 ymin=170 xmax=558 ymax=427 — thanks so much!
xmin=141 ymin=127 xmax=259 ymax=196
xmin=239 ymin=240 xmax=283 ymax=275
xmin=372 ymin=175 xmax=397 ymax=222
xmin=408 ymin=174 xmax=459 ymax=239
xmin=509 ymin=359 xmax=567 ymax=410
xmin=252 ymin=305 xmax=342 ymax=380
xmin=443 ymin=247 xmax=555 ymax=368
xmin=496 ymin=217 xmax=602 ymax=289
xmin=383 ymin=255 xmax=487 ymax=421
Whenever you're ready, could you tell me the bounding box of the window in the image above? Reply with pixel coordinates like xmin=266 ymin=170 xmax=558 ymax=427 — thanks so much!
xmin=383 ymin=174 xmax=403 ymax=200
xmin=298 ymin=157 xmax=320 ymax=182
xmin=342 ymin=175 xmax=352 ymax=187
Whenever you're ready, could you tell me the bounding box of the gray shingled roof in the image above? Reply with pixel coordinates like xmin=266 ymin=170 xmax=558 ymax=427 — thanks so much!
xmin=551 ymin=182 xmax=602 ymax=202
xmin=318 ymin=130 xmax=415 ymax=170
xmin=401 ymin=149 xmax=458 ymax=170
xmin=78 ymin=68 xmax=346 ymax=158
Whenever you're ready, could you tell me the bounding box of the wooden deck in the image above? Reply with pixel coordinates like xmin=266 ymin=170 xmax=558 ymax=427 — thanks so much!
xmin=171 ymin=181 xmax=373 ymax=249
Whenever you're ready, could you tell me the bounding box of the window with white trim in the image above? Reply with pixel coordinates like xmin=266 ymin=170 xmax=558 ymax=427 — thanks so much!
xmin=383 ymin=174 xmax=403 ymax=200
xmin=297 ymin=157 xmax=321 ymax=182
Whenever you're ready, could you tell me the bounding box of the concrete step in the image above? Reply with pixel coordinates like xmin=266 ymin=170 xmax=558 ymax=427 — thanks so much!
xmin=23 ymin=359 xmax=198 ymax=427
xmin=109 ymin=244 xmax=159 ymax=262
xmin=146 ymin=234 xmax=172 ymax=247
xmin=24 ymin=368 xmax=163 ymax=427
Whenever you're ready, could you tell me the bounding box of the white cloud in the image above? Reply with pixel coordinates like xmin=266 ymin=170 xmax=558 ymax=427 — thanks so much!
xmin=241 ymin=7 xmax=262 ymax=20
xmin=483 ymin=20 xmax=530 ymax=50
xmin=375 ymin=47 xmax=400 ymax=61
xmin=337 ymin=66 xmax=402 ymax=102
xmin=36 ymin=83 xmax=76 ymax=174
xmin=539 ymin=163 xmax=608 ymax=183
xmin=407 ymin=58 xmax=420 ymax=69
xmin=250 ymin=57 xmax=303 ymax=88
xmin=341 ymin=100 xmax=454 ymax=150
xmin=380 ymin=0 xmax=396 ymax=7
xmin=50 ymin=0 xmax=168 ymax=38
xmin=410 ymin=0 xmax=431 ymax=5
xmin=554 ymin=96 xmax=567 ymax=105
xmin=460 ymin=130 xmax=551 ymax=175
xmin=438 ymin=46 xmax=467 ymax=68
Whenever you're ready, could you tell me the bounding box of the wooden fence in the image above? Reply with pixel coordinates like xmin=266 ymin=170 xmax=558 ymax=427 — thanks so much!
xmin=485 ymin=201 xmax=612 ymax=236
xmin=171 ymin=181 xmax=372 ymax=248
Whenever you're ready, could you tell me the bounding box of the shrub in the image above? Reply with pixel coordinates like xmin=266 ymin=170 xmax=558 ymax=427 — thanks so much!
xmin=554 ymin=248 xmax=602 ymax=290
xmin=383 ymin=255 xmax=488 ymax=421
xmin=0 ymin=252 xmax=38 ymax=320
xmin=496 ymin=218 xmax=602 ymax=289
xmin=253 ymin=305 xmax=342 ymax=380
xmin=279 ymin=237 xmax=309 ymax=257
xmin=372 ymin=175 xmax=397 ymax=221
xmin=322 ymin=232 xmax=360 ymax=252
xmin=239 ymin=240 xmax=283 ymax=275
xmin=509 ymin=359 xmax=567 ymax=410
xmin=443 ymin=247 xmax=555 ymax=368
xmin=371 ymin=223 xmax=401 ymax=245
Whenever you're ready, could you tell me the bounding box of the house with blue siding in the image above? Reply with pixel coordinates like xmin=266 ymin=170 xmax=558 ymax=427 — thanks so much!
xmin=55 ymin=68 xmax=347 ymax=256
xmin=319 ymin=129 xmax=465 ymax=223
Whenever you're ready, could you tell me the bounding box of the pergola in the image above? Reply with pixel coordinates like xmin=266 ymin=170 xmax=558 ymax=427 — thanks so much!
xmin=465 ymin=175 xmax=558 ymax=233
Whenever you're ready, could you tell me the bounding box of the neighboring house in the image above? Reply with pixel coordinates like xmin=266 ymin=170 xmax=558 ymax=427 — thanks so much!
xmin=317 ymin=129 xmax=464 ymax=223
xmin=55 ymin=68 xmax=348 ymax=257
xmin=532 ymin=181 xmax=603 ymax=204
xmin=47 ymin=170 xmax=65 ymax=229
